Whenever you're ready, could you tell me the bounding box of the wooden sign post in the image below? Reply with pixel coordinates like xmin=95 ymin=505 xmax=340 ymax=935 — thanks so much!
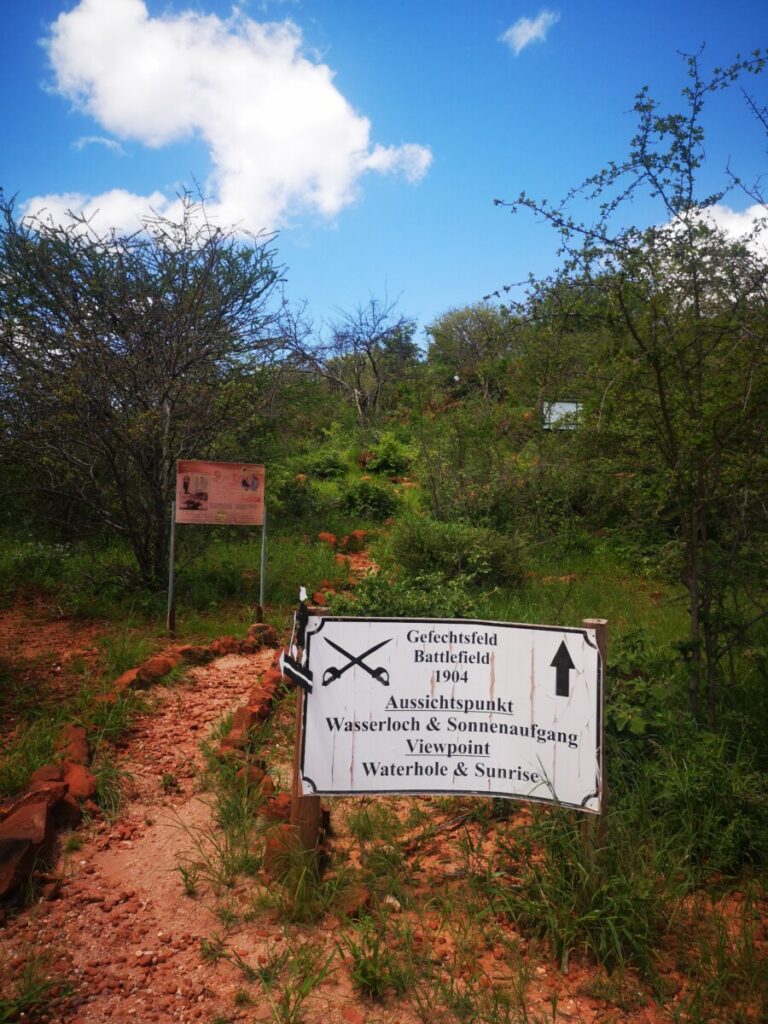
xmin=288 ymin=604 xmax=324 ymax=853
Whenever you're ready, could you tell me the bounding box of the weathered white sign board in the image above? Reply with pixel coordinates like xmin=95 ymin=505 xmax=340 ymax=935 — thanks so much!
xmin=299 ymin=617 xmax=603 ymax=812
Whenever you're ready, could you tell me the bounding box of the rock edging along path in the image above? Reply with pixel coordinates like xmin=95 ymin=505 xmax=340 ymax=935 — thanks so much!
xmin=0 ymin=628 xmax=325 ymax=1023
xmin=0 ymin=623 xmax=281 ymax=903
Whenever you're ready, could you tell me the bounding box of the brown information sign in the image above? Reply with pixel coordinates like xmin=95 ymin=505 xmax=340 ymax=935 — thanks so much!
xmin=176 ymin=460 xmax=264 ymax=526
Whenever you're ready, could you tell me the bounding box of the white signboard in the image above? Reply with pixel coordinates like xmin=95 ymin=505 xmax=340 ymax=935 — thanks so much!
xmin=299 ymin=617 xmax=603 ymax=812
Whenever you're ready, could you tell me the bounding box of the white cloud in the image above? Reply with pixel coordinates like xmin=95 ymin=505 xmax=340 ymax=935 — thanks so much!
xmin=26 ymin=0 xmax=431 ymax=233
xmin=72 ymin=135 xmax=126 ymax=155
xmin=703 ymin=202 xmax=766 ymax=239
xmin=500 ymin=9 xmax=560 ymax=56
xmin=23 ymin=188 xmax=175 ymax=234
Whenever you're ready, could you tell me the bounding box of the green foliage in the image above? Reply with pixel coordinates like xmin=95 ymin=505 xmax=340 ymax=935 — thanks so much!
xmin=1 ymin=193 xmax=283 ymax=584
xmin=330 ymin=569 xmax=481 ymax=618
xmin=671 ymin=889 xmax=768 ymax=1023
xmin=0 ymin=952 xmax=71 ymax=1023
xmin=499 ymin=804 xmax=674 ymax=974
xmin=346 ymin=802 xmax=400 ymax=844
xmin=390 ymin=513 xmax=527 ymax=588
xmin=0 ymin=714 xmax=60 ymax=798
xmin=649 ymin=732 xmax=768 ymax=875
xmin=340 ymin=916 xmax=412 ymax=999
xmin=261 ymin=942 xmax=335 ymax=1024
xmin=339 ymin=478 xmax=398 ymax=520
xmin=289 ymin=444 xmax=350 ymax=479
xmin=368 ymin=431 xmax=414 ymax=475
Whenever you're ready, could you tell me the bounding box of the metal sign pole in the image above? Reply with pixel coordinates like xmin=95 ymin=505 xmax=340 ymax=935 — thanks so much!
xmin=167 ymin=501 xmax=177 ymax=636
xmin=582 ymin=617 xmax=608 ymax=848
xmin=289 ymin=607 xmax=323 ymax=853
xmin=257 ymin=505 xmax=267 ymax=622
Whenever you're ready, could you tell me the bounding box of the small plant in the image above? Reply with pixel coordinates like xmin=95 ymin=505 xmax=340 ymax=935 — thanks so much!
xmin=584 ymin=970 xmax=648 ymax=1012
xmin=176 ymin=861 xmax=200 ymax=897
xmin=89 ymin=753 xmax=125 ymax=821
xmin=200 ymin=933 xmax=228 ymax=964
xmin=63 ymin=831 xmax=84 ymax=853
xmin=347 ymin=801 xmax=399 ymax=844
xmin=233 ymin=989 xmax=253 ymax=1007
xmin=262 ymin=942 xmax=334 ymax=1024
xmin=257 ymin=831 xmax=352 ymax=923
xmin=340 ymin=916 xmax=412 ymax=1000
xmin=0 ymin=950 xmax=71 ymax=1023
xmin=368 ymin=431 xmax=414 ymax=475
xmin=230 ymin=950 xmax=258 ymax=982
xmin=217 ymin=902 xmax=239 ymax=928
xmin=256 ymin=946 xmax=291 ymax=987
xmin=161 ymin=772 xmax=179 ymax=792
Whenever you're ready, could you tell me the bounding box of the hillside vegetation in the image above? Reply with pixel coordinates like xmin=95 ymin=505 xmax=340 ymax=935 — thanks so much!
xmin=1 ymin=52 xmax=767 ymax=1023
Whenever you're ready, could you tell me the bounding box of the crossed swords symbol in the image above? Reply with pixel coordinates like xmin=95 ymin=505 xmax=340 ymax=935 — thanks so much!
xmin=322 ymin=637 xmax=391 ymax=687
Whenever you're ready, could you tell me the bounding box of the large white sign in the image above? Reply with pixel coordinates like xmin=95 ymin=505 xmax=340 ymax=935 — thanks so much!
xmin=299 ymin=617 xmax=603 ymax=812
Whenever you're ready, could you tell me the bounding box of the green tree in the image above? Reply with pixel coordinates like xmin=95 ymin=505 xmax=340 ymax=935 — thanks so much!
xmin=283 ymin=298 xmax=419 ymax=427
xmin=494 ymin=51 xmax=768 ymax=715
xmin=0 ymin=194 xmax=283 ymax=584
xmin=426 ymin=303 xmax=517 ymax=404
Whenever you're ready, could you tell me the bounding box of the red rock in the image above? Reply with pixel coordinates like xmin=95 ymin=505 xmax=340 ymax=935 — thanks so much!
xmin=250 ymin=701 xmax=272 ymax=722
xmin=247 ymin=623 xmax=280 ymax=647
xmin=94 ymin=692 xmax=118 ymax=705
xmin=337 ymin=884 xmax=372 ymax=919
xmin=334 ymin=553 xmax=350 ymax=566
xmin=113 ymin=668 xmax=140 ymax=693
xmin=0 ymin=802 xmax=54 ymax=850
xmin=27 ymin=781 xmax=70 ymax=806
xmin=236 ymin=765 xmax=266 ymax=786
xmin=261 ymin=667 xmax=283 ymax=691
xmin=263 ymin=793 xmax=292 ymax=822
xmin=62 ymin=763 xmax=98 ymax=800
xmin=341 ymin=1007 xmax=367 ymax=1024
xmin=259 ymin=775 xmax=276 ymax=799
xmin=39 ymin=878 xmax=62 ymax=901
xmin=0 ymin=839 xmax=34 ymax=898
xmin=219 ymin=732 xmax=247 ymax=755
xmin=231 ymin=706 xmax=259 ymax=734
xmin=262 ymin=824 xmax=300 ymax=879
xmin=176 ymin=645 xmax=210 ymax=665
xmin=29 ymin=764 xmax=64 ymax=784
xmin=137 ymin=655 xmax=176 ymax=684
xmin=57 ymin=724 xmax=89 ymax=765
xmin=346 ymin=529 xmax=368 ymax=552
xmin=312 ymin=591 xmax=328 ymax=606
xmin=317 ymin=532 xmax=337 ymax=549
xmin=53 ymin=794 xmax=83 ymax=828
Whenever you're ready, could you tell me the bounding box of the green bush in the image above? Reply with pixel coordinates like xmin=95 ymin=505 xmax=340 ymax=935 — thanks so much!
xmin=499 ymin=800 xmax=674 ymax=974
xmin=329 ymin=570 xmax=480 ymax=618
xmin=390 ymin=513 xmax=526 ymax=588
xmin=340 ymin=479 xmax=398 ymax=521
xmin=270 ymin=473 xmax=338 ymax=522
xmin=649 ymin=731 xmax=768 ymax=875
xmin=368 ymin=432 xmax=414 ymax=475
xmin=299 ymin=448 xmax=348 ymax=479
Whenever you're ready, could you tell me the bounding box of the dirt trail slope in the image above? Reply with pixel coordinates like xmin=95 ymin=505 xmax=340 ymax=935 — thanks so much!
xmin=1 ymin=650 xmax=294 ymax=1023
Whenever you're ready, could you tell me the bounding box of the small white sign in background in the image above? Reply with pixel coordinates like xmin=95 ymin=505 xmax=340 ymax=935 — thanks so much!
xmin=300 ymin=617 xmax=602 ymax=812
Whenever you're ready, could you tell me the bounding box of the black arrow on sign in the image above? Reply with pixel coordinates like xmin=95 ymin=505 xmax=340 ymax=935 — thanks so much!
xmin=551 ymin=641 xmax=575 ymax=697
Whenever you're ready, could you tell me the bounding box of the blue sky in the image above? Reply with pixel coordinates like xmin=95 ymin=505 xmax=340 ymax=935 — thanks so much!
xmin=1 ymin=1 xmax=766 ymax=339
